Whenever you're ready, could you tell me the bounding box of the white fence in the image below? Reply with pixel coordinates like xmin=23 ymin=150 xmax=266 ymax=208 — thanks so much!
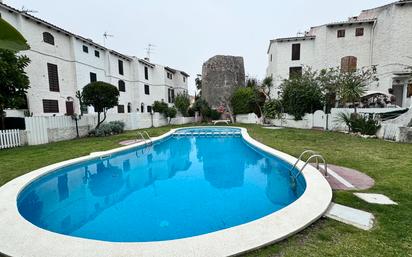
xmin=24 ymin=113 xmax=197 ymax=146
xmin=0 ymin=129 xmax=22 ymax=149
xmin=236 ymin=108 xmax=407 ymax=132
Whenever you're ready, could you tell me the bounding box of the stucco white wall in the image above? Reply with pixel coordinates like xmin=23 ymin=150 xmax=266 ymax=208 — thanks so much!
xmin=266 ymin=2 xmax=412 ymax=107
xmin=0 ymin=4 xmax=190 ymax=117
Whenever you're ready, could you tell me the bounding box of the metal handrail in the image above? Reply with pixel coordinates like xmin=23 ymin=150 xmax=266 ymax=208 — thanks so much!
xmin=289 ymin=150 xmax=318 ymax=175
xmin=295 ymin=154 xmax=328 ymax=179
xmin=137 ymin=132 xmax=147 ymax=144
xmin=143 ymin=131 xmax=152 ymax=145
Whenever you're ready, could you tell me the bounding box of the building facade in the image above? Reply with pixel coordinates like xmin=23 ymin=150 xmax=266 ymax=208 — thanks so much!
xmin=0 ymin=2 xmax=189 ymax=116
xmin=267 ymin=0 xmax=412 ymax=108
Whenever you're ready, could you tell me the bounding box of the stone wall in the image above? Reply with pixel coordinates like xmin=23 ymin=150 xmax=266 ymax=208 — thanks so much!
xmin=202 ymin=55 xmax=245 ymax=109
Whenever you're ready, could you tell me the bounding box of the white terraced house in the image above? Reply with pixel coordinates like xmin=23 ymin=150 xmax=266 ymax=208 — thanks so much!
xmin=0 ymin=2 xmax=189 ymax=116
xmin=266 ymin=0 xmax=412 ymax=108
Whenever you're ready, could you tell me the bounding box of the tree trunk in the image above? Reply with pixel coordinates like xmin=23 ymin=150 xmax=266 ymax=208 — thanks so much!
xmin=96 ymin=112 xmax=101 ymax=129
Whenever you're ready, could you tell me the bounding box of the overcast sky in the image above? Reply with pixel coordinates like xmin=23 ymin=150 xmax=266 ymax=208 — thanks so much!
xmin=6 ymin=0 xmax=394 ymax=94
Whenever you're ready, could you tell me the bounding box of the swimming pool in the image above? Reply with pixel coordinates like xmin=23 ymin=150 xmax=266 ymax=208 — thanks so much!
xmin=17 ymin=128 xmax=306 ymax=242
xmin=0 ymin=127 xmax=331 ymax=257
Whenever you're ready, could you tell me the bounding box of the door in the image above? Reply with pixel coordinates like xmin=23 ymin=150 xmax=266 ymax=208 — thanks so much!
xmin=392 ymin=85 xmax=404 ymax=107
xmin=65 ymin=101 xmax=74 ymax=116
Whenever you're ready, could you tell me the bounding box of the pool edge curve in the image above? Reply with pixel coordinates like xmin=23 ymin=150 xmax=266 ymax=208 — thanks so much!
xmin=0 ymin=126 xmax=332 ymax=257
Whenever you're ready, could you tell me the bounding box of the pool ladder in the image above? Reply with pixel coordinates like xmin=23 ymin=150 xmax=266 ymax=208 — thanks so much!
xmin=289 ymin=150 xmax=328 ymax=179
xmin=137 ymin=131 xmax=153 ymax=146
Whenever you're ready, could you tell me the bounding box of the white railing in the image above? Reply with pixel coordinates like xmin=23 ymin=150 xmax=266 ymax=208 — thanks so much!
xmin=0 ymin=129 xmax=22 ymax=149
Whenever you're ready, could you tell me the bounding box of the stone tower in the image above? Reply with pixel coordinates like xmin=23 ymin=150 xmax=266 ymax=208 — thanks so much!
xmin=201 ymin=55 xmax=245 ymax=109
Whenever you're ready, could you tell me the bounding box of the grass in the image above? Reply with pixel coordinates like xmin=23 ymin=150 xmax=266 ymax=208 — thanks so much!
xmin=0 ymin=124 xmax=411 ymax=257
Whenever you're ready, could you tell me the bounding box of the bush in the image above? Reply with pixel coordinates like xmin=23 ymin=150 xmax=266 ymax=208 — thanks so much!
xmin=165 ymin=107 xmax=177 ymax=119
xmin=174 ymin=93 xmax=191 ymax=117
xmin=210 ymin=109 xmax=221 ymax=120
xmin=89 ymin=121 xmax=125 ymax=137
xmin=188 ymin=107 xmax=196 ymax=117
xmin=231 ymin=87 xmax=255 ymax=115
xmin=337 ymin=113 xmax=380 ymax=135
xmin=263 ymin=99 xmax=283 ymax=119
xmin=280 ymin=69 xmax=324 ymax=120
xmin=152 ymin=101 xmax=168 ymax=114
xmin=192 ymin=98 xmax=211 ymax=118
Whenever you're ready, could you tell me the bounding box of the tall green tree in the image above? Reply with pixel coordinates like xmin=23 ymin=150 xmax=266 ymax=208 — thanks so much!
xmin=261 ymin=76 xmax=274 ymax=101
xmin=0 ymin=49 xmax=30 ymax=129
xmin=174 ymin=93 xmax=191 ymax=116
xmin=81 ymin=81 xmax=119 ymax=129
xmin=280 ymin=68 xmax=324 ymax=120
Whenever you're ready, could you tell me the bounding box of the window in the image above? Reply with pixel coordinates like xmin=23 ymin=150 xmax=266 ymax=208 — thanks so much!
xmin=341 ymin=56 xmax=357 ymax=73
xmin=90 ymin=72 xmax=97 ymax=82
xmin=270 ymin=54 xmax=273 ymax=62
xmin=291 ymin=43 xmax=301 ymax=61
xmin=356 ymin=28 xmax=364 ymax=37
xmin=47 ymin=63 xmax=59 ymax=92
xmin=140 ymin=103 xmax=144 ymax=113
xmin=337 ymin=29 xmax=346 ymax=38
xmin=168 ymin=88 xmax=175 ymax=103
xmin=144 ymin=66 xmax=149 ymax=80
xmin=81 ymin=104 xmax=88 ymax=114
xmin=118 ymin=60 xmax=124 ymax=75
xmin=183 ymin=76 xmax=186 ymax=83
xmin=289 ymin=67 xmax=303 ymax=78
xmin=117 ymin=105 xmax=125 ymax=113
xmin=43 ymin=32 xmax=54 ymax=45
xmin=94 ymin=50 xmax=100 ymax=58
xmin=83 ymin=45 xmax=89 ymax=53
xmin=127 ymin=103 xmax=132 ymax=113
xmin=118 ymin=80 xmax=126 ymax=92
xmin=167 ymin=72 xmax=173 ymax=80
xmin=144 ymin=84 xmax=150 ymax=95
xmin=147 ymin=106 xmax=152 ymax=113
xmin=43 ymin=99 xmax=59 ymax=113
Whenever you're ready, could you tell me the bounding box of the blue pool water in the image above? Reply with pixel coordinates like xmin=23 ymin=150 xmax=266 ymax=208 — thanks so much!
xmin=17 ymin=128 xmax=306 ymax=242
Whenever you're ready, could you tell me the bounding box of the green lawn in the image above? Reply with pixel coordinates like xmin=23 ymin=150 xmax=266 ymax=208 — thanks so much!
xmin=0 ymin=124 xmax=411 ymax=257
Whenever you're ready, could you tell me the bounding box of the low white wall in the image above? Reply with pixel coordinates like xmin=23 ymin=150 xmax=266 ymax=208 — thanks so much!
xmin=268 ymin=114 xmax=313 ymax=129
xmin=235 ymin=113 xmax=259 ymax=124
xmin=24 ymin=113 xmax=197 ymax=145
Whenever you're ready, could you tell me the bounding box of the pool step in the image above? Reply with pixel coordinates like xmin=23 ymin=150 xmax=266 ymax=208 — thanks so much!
xmin=173 ymin=131 xmax=241 ymax=137
xmin=325 ymin=202 xmax=374 ymax=230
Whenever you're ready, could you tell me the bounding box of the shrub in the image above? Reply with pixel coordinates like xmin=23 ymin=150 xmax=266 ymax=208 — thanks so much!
xmin=231 ymin=87 xmax=255 ymax=115
xmin=263 ymin=99 xmax=283 ymax=119
xmin=336 ymin=112 xmax=380 ymax=135
xmin=174 ymin=93 xmax=191 ymax=117
xmin=165 ymin=107 xmax=177 ymax=119
xmin=187 ymin=107 xmax=196 ymax=117
xmin=192 ymin=98 xmax=211 ymax=118
xmin=152 ymin=101 xmax=168 ymax=114
xmin=89 ymin=121 xmax=125 ymax=137
xmin=210 ymin=109 xmax=221 ymax=120
xmin=280 ymin=69 xmax=324 ymax=120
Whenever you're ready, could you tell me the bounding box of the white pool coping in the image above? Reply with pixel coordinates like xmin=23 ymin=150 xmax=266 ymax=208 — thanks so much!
xmin=0 ymin=127 xmax=332 ymax=257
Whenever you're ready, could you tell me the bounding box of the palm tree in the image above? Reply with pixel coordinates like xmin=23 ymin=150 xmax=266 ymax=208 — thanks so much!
xmin=261 ymin=76 xmax=274 ymax=101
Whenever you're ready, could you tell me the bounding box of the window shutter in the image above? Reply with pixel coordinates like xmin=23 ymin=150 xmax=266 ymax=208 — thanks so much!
xmin=43 ymin=99 xmax=59 ymax=113
xmin=47 ymin=63 xmax=59 ymax=92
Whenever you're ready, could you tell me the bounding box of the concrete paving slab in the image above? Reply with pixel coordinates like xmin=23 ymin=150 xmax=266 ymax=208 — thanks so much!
xmin=354 ymin=193 xmax=398 ymax=205
xmin=325 ymin=203 xmax=374 ymax=230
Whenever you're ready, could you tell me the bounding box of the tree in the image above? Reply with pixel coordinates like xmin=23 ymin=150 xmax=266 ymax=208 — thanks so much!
xmin=174 ymin=93 xmax=191 ymax=116
xmin=230 ymin=87 xmax=255 ymax=115
xmin=263 ymin=99 xmax=283 ymax=120
xmin=81 ymin=81 xmax=119 ymax=129
xmin=195 ymin=77 xmax=202 ymax=99
xmin=261 ymin=76 xmax=274 ymax=101
xmin=165 ymin=107 xmax=177 ymax=124
xmin=0 ymin=49 xmax=30 ymax=129
xmin=0 ymin=18 xmax=30 ymax=51
xmin=192 ymin=98 xmax=211 ymax=119
xmin=153 ymin=100 xmax=168 ymax=114
xmin=280 ymin=68 xmax=324 ymax=120
xmin=337 ymin=67 xmax=377 ymax=113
